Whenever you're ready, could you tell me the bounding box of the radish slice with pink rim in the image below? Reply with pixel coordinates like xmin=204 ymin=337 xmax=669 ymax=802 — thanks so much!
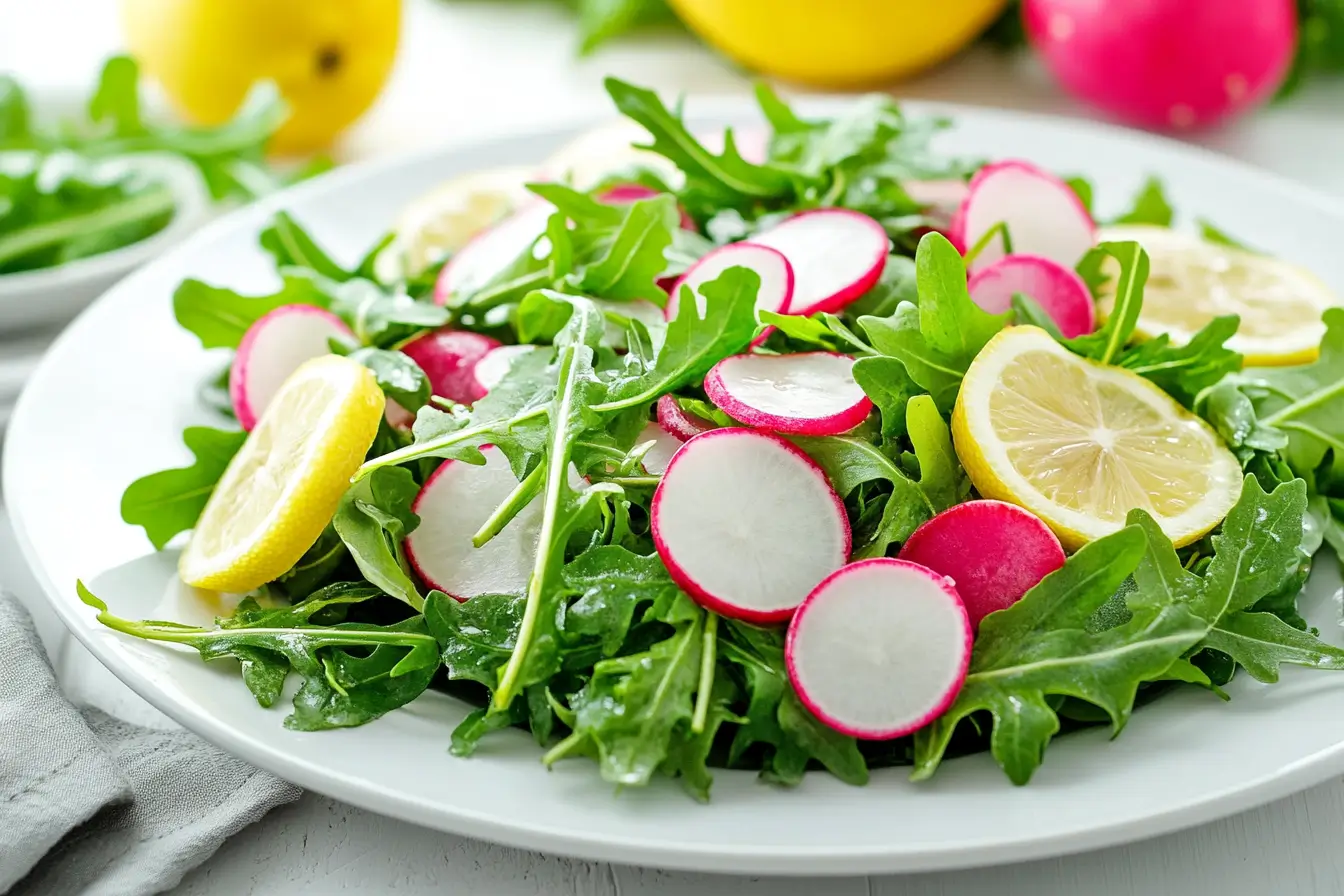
xmin=666 ymin=243 xmax=793 ymax=346
xmin=405 ymin=447 xmax=543 ymax=599
xmin=656 ymin=395 xmax=716 ymax=442
xmin=401 ymin=329 xmax=501 ymax=405
xmin=905 ymin=179 xmax=970 ymax=215
xmin=473 ymin=344 xmax=541 ymax=395
xmin=967 ymin=254 xmax=1097 ymax=338
xmin=652 ymin=428 xmax=850 ymax=622
xmin=230 ymin=305 xmax=352 ymax=431
xmin=747 ymin=209 xmax=889 ymax=315
xmin=433 ymin=201 xmax=553 ymax=306
xmin=703 ymin=352 xmax=872 ymax=436
xmin=786 ymin=558 xmax=972 ymax=739
xmin=898 ymin=500 xmax=1065 ymax=631
xmin=637 ymin=421 xmax=682 ymax=476
xmin=596 ymin=184 xmax=696 ymax=230
xmin=951 ymin=160 xmax=1096 ymax=273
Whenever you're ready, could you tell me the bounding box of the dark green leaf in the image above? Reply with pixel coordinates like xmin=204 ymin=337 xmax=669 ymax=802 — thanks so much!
xmin=1117 ymin=315 xmax=1243 ymax=404
xmin=851 ymin=355 xmax=920 ymax=441
xmin=332 ymin=467 xmax=423 ymax=610
xmin=1066 ymin=241 xmax=1149 ymax=365
xmin=563 ymin=546 xmax=679 ymax=655
xmin=172 ymin=274 xmax=329 ymax=350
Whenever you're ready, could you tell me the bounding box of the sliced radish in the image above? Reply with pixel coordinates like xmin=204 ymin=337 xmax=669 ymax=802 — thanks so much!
xmin=652 ymin=429 xmax=850 ymax=622
xmin=401 ymin=328 xmax=501 ymax=405
xmin=473 ymin=344 xmax=540 ymax=394
xmin=951 ymin=160 xmax=1096 ymax=274
xmin=747 ymin=209 xmax=889 ymax=315
xmin=637 ymin=421 xmax=683 ymax=476
xmin=967 ymin=254 xmax=1097 ymax=339
xmin=596 ymin=184 xmax=696 ymax=230
xmin=665 ymin=243 xmax=793 ymax=346
xmin=406 ymin=447 xmax=542 ymax=599
xmin=786 ymin=558 xmax=971 ymax=739
xmin=898 ymin=500 xmax=1065 ymax=631
xmin=656 ymin=395 xmax=717 ymax=442
xmin=904 ymin=178 xmax=970 ymax=214
xmin=229 ymin=305 xmax=352 ymax=431
xmin=433 ymin=201 xmax=553 ymax=305
xmin=594 ymin=298 xmax=667 ymax=354
xmin=703 ymin=352 xmax=871 ymax=436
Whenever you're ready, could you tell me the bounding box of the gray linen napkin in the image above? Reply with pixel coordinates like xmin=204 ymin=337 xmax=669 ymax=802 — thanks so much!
xmin=0 ymin=593 xmax=301 ymax=895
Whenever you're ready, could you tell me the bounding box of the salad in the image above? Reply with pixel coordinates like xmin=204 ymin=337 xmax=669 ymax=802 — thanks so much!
xmin=82 ymin=78 xmax=1344 ymax=800
xmin=0 ymin=57 xmax=315 ymax=276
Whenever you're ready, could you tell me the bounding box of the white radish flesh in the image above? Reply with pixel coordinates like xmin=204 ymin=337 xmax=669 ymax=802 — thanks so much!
xmin=747 ymin=209 xmax=889 ymax=315
xmin=703 ymin=352 xmax=871 ymax=436
xmin=230 ymin=305 xmax=352 ymax=431
xmin=433 ymin=201 xmax=553 ymax=305
xmin=786 ymin=558 xmax=971 ymax=739
xmin=405 ymin=447 xmax=542 ymax=599
xmin=637 ymin=421 xmax=683 ymax=476
xmin=473 ymin=344 xmax=540 ymax=394
xmin=665 ymin=243 xmax=793 ymax=346
xmin=652 ymin=429 xmax=850 ymax=622
xmin=967 ymin=254 xmax=1097 ymax=339
xmin=952 ymin=160 xmax=1095 ymax=273
xmin=656 ymin=395 xmax=717 ymax=442
xmin=898 ymin=500 xmax=1065 ymax=630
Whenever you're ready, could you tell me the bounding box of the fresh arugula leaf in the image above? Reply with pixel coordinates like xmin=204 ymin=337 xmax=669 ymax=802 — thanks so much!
xmin=172 ymin=275 xmax=330 ymax=350
xmin=1116 ymin=315 xmax=1243 ymax=404
xmin=276 ymin=525 xmax=350 ymax=600
xmin=915 ymin=231 xmax=1010 ymax=360
xmin=661 ymin=675 xmax=740 ymax=802
xmin=79 ymin=581 xmax=438 ymax=728
xmin=1010 ymin=293 xmax=1065 ymax=341
xmin=913 ymin=525 xmax=1208 ymax=784
xmin=313 ymin=273 xmax=450 ymax=347
xmin=259 ymin=211 xmax=351 ymax=281
xmin=905 ymin=394 xmax=969 ymax=512
xmin=575 ymin=194 xmax=677 ymax=304
xmin=0 ymin=75 xmax=33 ymax=147
xmin=120 ymin=427 xmax=247 ymax=549
xmin=88 ymin=56 xmax=145 ymax=138
xmin=1202 ymin=611 xmax=1344 ymax=682
xmin=1065 ymin=176 xmax=1093 ymax=216
xmin=1065 ymin=241 xmax=1150 ymax=365
xmin=1113 ymin=177 xmax=1173 ymax=226
xmin=851 ymin=355 xmax=921 ymax=441
xmin=332 ymin=467 xmax=423 ymax=610
xmin=1196 ymin=219 xmax=1255 ymax=252
xmin=1243 ymin=309 xmax=1344 ymax=479
xmin=425 ymin=591 xmax=520 ymax=688
xmin=348 ymin=347 xmax=430 ymax=413
xmin=1197 ymin=380 xmax=1289 ymax=458
xmin=859 ymin=302 xmax=962 ymax=412
xmin=793 ymin=435 xmax=932 ymax=559
xmin=450 ymin=705 xmax=523 ymax=757
xmin=563 ymin=546 xmax=680 ymax=655
xmin=844 ymin=255 xmax=918 ymax=319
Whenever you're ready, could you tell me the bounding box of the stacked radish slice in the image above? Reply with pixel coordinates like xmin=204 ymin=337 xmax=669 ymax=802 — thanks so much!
xmin=704 ymin=352 xmax=871 ymax=436
xmin=748 ymin=209 xmax=890 ymax=315
xmin=230 ymin=305 xmax=353 ymax=430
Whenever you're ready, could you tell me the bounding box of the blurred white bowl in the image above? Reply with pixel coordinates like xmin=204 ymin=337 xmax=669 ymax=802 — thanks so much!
xmin=0 ymin=151 xmax=212 ymax=332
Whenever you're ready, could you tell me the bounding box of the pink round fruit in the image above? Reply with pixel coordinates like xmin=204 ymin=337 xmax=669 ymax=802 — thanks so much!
xmin=1024 ymin=0 xmax=1297 ymax=131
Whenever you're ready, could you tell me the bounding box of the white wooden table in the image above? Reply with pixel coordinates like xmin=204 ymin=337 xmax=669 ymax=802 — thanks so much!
xmin=6 ymin=1 xmax=1344 ymax=892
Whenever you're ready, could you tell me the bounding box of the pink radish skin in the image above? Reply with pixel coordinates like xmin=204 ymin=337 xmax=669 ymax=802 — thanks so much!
xmin=405 ymin=447 xmax=543 ymax=600
xmin=652 ymin=428 xmax=850 ymax=623
xmin=401 ymin=329 xmax=501 ymax=405
xmin=703 ymin=352 xmax=872 ymax=436
xmin=666 ymin=243 xmax=793 ymax=347
xmin=898 ymin=500 xmax=1065 ymax=631
xmin=596 ymin=184 xmax=696 ymax=231
xmin=1024 ymin=0 xmax=1296 ymax=132
xmin=656 ymin=395 xmax=717 ymax=442
xmin=637 ymin=421 xmax=683 ymax=476
xmin=473 ymin=344 xmax=540 ymax=395
xmin=968 ymin=254 xmax=1097 ymax=339
xmin=434 ymin=201 xmax=553 ymax=306
xmin=747 ymin=209 xmax=889 ymax=315
xmin=952 ymin=160 xmax=1096 ymax=274
xmin=230 ymin=305 xmax=352 ymax=431
xmin=786 ymin=558 xmax=972 ymax=740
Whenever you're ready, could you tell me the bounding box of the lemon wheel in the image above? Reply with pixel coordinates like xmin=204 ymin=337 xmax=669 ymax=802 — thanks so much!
xmin=391 ymin=165 xmax=536 ymax=277
xmin=179 ymin=354 xmax=384 ymax=592
xmin=1097 ymin=225 xmax=1341 ymax=366
xmin=953 ymin=326 xmax=1243 ymax=550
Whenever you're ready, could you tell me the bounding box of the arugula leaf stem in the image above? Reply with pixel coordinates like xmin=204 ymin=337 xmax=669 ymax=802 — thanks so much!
xmin=1262 ymin=380 xmax=1344 ymax=427
xmin=354 ymin=407 xmax=548 ymax=480
xmin=691 ymin=613 xmax=718 ymax=734
xmin=1277 ymin=421 xmax=1344 ymax=454
xmin=473 ymin=463 xmax=545 ymax=548
xmin=458 ymin=270 xmax=553 ymax=312
xmin=961 ymin=221 xmax=1011 ymax=269
xmin=594 ymin=475 xmax=660 ymax=488
xmin=540 ymin=730 xmax=588 ymax=766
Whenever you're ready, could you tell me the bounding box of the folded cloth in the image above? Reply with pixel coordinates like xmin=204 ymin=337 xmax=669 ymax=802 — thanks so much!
xmin=0 ymin=593 xmax=301 ymax=896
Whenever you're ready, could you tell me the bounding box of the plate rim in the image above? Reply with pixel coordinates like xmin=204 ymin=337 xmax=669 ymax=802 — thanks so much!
xmin=9 ymin=96 xmax=1344 ymax=875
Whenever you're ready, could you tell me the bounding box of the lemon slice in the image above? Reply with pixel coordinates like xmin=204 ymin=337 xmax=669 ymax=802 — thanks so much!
xmin=391 ymin=166 xmax=536 ymax=277
xmin=953 ymin=326 xmax=1242 ymax=550
xmin=1097 ymin=224 xmax=1340 ymax=366
xmin=180 ymin=355 xmax=384 ymax=592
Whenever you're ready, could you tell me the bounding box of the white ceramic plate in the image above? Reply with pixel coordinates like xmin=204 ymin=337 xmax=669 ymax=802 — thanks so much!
xmin=8 ymin=99 xmax=1344 ymax=876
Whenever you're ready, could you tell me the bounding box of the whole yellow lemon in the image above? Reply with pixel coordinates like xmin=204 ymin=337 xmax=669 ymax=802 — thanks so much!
xmin=121 ymin=0 xmax=401 ymax=155
xmin=667 ymin=0 xmax=1006 ymax=87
